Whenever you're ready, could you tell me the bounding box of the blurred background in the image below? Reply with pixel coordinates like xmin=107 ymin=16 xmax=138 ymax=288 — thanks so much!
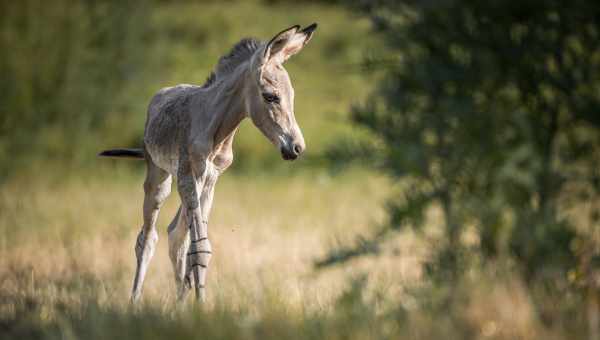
xmin=1 ymin=0 xmax=600 ymax=339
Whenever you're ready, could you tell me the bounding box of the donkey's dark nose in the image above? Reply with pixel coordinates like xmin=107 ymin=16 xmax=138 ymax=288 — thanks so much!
xmin=281 ymin=143 xmax=303 ymax=161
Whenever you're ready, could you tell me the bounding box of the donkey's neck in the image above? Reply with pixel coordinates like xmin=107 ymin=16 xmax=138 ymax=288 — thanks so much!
xmin=205 ymin=62 xmax=252 ymax=147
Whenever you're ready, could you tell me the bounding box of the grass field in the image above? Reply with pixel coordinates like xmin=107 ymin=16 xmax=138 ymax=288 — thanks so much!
xmin=0 ymin=169 xmax=395 ymax=308
xmin=0 ymin=1 xmax=590 ymax=339
xmin=0 ymin=169 xmax=422 ymax=338
xmin=1 ymin=170 xmax=580 ymax=339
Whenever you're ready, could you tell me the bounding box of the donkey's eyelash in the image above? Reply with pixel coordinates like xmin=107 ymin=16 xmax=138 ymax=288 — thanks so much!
xmin=262 ymin=93 xmax=280 ymax=104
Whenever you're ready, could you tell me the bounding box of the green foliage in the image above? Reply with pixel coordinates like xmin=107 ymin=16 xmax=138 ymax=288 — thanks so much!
xmin=328 ymin=0 xmax=600 ymax=287
xmin=0 ymin=0 xmax=152 ymax=176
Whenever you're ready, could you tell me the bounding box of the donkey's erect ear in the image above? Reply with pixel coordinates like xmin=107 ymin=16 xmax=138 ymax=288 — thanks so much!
xmin=300 ymin=23 xmax=318 ymax=44
xmin=264 ymin=23 xmax=318 ymax=64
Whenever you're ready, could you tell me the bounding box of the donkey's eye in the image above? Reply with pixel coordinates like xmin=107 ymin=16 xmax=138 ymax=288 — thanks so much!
xmin=262 ymin=93 xmax=280 ymax=104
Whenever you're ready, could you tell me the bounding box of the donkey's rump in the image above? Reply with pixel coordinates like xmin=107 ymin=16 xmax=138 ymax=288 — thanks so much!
xmin=144 ymin=84 xmax=201 ymax=175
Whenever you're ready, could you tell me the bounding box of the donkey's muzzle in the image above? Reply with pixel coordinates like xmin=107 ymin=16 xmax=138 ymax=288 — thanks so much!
xmin=281 ymin=143 xmax=303 ymax=161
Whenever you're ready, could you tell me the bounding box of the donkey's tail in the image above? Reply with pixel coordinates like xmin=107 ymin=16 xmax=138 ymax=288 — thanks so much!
xmin=98 ymin=148 xmax=144 ymax=159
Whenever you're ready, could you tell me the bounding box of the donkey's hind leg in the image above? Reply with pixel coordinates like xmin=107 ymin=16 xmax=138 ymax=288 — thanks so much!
xmin=167 ymin=205 xmax=192 ymax=302
xmin=131 ymin=160 xmax=172 ymax=303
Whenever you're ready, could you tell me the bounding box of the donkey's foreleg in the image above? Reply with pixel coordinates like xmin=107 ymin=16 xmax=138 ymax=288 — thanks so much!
xmin=177 ymin=158 xmax=214 ymax=302
xmin=131 ymin=162 xmax=172 ymax=303
xmin=187 ymin=167 xmax=218 ymax=301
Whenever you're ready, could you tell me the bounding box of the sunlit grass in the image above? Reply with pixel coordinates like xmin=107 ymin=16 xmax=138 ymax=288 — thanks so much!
xmin=0 ymin=170 xmax=586 ymax=339
xmin=0 ymin=169 xmax=399 ymax=313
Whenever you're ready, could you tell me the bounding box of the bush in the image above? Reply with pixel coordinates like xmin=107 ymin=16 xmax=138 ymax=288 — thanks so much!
xmin=324 ymin=0 xmax=600 ymax=333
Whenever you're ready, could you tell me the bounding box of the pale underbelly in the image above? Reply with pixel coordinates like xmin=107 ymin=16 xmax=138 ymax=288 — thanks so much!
xmin=145 ymin=144 xmax=223 ymax=182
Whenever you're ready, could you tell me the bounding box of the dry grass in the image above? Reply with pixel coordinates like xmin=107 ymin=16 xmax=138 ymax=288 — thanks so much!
xmin=0 ymin=170 xmax=585 ymax=339
xmin=0 ymin=169 xmax=410 ymax=315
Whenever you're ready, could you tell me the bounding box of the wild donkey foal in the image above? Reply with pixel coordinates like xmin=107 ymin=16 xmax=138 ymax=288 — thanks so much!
xmin=100 ymin=24 xmax=317 ymax=303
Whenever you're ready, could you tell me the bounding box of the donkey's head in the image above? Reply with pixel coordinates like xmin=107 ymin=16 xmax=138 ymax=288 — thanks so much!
xmin=247 ymin=24 xmax=317 ymax=161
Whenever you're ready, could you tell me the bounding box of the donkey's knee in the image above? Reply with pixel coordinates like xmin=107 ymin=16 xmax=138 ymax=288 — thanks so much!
xmin=135 ymin=227 xmax=159 ymax=262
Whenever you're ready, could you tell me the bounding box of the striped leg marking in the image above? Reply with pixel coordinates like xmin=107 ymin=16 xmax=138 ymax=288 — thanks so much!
xmin=187 ymin=213 xmax=212 ymax=300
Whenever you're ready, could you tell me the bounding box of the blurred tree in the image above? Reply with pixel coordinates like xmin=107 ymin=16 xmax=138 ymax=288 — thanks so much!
xmin=324 ymin=0 xmax=600 ymax=285
xmin=0 ymin=0 xmax=150 ymax=176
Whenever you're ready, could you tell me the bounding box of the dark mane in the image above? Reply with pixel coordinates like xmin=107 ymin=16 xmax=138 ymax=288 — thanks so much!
xmin=202 ymin=38 xmax=263 ymax=88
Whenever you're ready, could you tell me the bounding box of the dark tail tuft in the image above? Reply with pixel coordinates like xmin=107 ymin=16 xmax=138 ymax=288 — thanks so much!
xmin=98 ymin=148 xmax=144 ymax=159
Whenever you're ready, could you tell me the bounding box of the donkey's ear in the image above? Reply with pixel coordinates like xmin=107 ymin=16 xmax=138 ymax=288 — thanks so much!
xmin=264 ymin=23 xmax=318 ymax=64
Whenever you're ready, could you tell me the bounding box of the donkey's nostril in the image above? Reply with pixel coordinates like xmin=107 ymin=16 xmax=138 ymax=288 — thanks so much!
xmin=293 ymin=144 xmax=302 ymax=155
xmin=280 ymin=143 xmax=303 ymax=161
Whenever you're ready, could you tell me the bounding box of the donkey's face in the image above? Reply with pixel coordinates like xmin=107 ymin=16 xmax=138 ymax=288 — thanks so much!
xmin=248 ymin=24 xmax=317 ymax=160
